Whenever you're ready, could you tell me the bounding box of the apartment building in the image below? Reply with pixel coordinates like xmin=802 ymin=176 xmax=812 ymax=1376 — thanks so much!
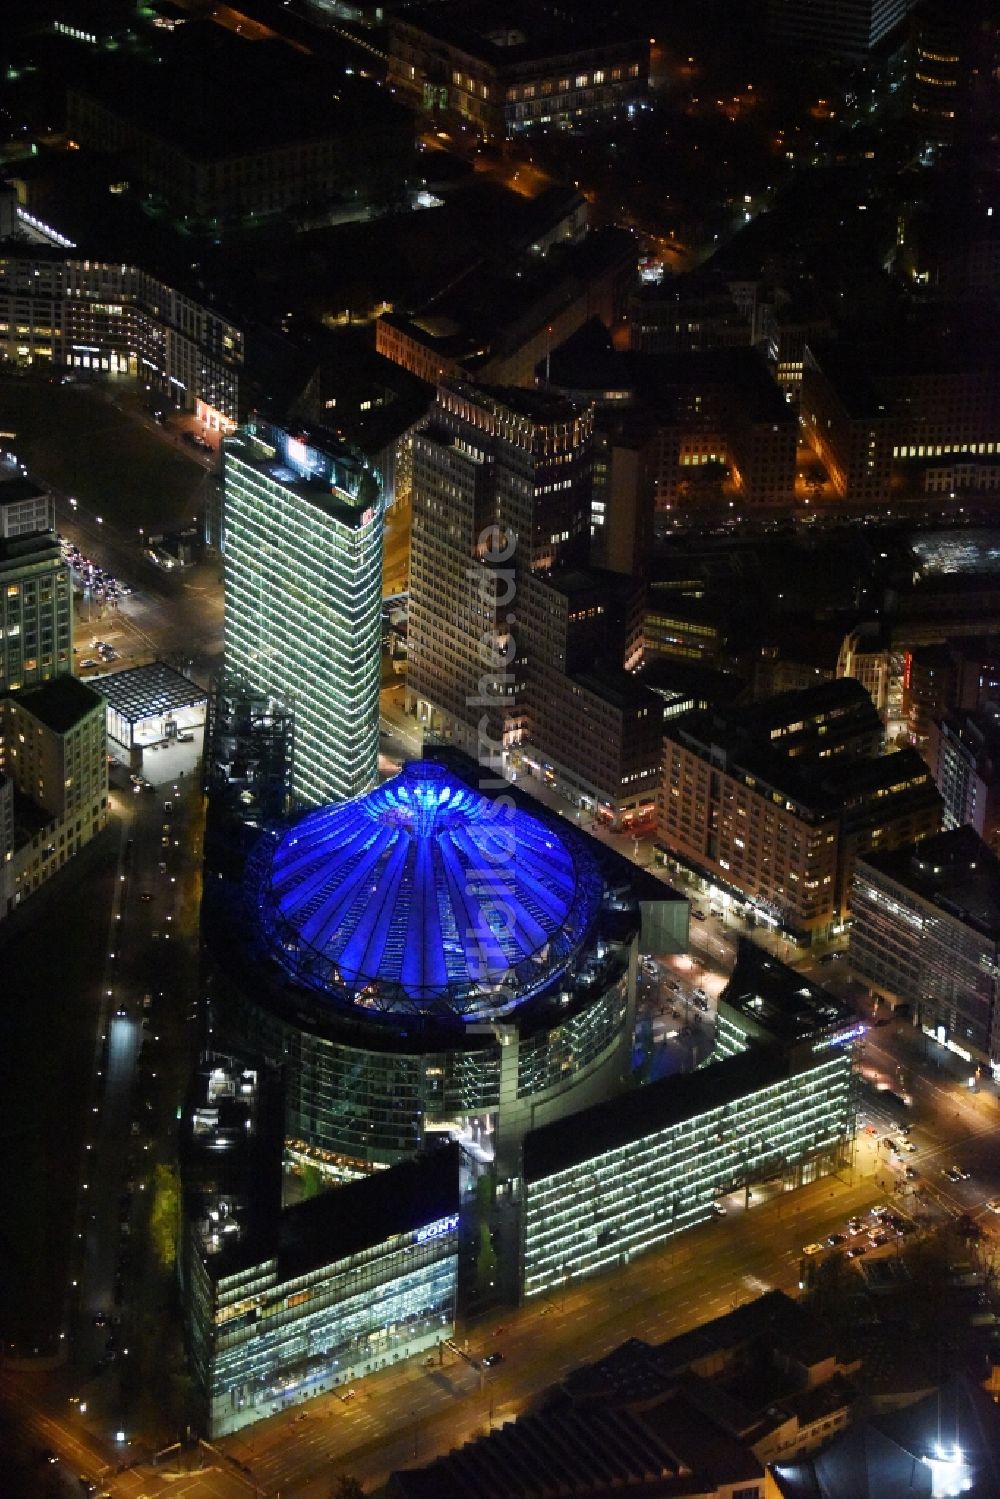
xmin=0 ymin=675 xmax=109 ymax=914
xmin=659 ymin=680 xmax=941 ymax=940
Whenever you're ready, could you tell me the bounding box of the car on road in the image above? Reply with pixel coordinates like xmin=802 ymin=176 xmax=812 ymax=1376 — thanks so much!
xmin=987 ymin=1198 xmax=1000 ymax=1215
xmin=847 ymin=1218 xmax=864 ymax=1235
xmin=692 ymin=910 xmax=707 ymax=921
xmin=140 ymin=891 xmax=152 ymax=902
xmin=905 ymin=1166 xmax=919 ymax=1180
xmin=80 ymin=658 xmax=100 ymax=669
xmin=943 ymin=1166 xmax=970 ymax=1183
xmin=846 ymin=1246 xmax=866 ymax=1259
xmin=482 ymin=1352 xmax=504 ymax=1367
xmin=827 ymin=1232 xmax=847 ymax=1247
xmin=869 ymin=1231 xmax=891 ymax=1247
xmin=802 ymin=1242 xmax=825 ymax=1256
xmin=115 ymin=1004 xmax=128 ymax=1018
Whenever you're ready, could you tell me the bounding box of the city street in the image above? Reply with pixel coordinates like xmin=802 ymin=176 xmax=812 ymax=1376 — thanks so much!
xmin=4 ymin=386 xmax=1000 ymax=1497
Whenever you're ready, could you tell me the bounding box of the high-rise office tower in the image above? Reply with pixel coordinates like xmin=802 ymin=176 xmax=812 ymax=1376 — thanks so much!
xmin=406 ymin=381 xmax=593 ymax=755
xmin=222 ymin=419 xmax=384 ymax=808
xmin=0 ymin=470 xmax=72 ymax=693
xmin=768 ymin=0 xmax=915 ymax=55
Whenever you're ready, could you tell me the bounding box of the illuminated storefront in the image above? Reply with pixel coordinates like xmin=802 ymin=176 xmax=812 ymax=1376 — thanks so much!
xmin=182 ymin=1058 xmax=461 ymax=1436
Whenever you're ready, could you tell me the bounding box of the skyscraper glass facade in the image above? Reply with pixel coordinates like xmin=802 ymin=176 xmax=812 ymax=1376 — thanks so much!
xmin=188 ymin=1215 xmax=458 ymax=1435
xmin=223 ymin=420 xmax=384 ymax=808
xmin=521 ymin=1048 xmax=853 ymax=1297
xmin=850 ymin=832 xmax=1000 ymax=1069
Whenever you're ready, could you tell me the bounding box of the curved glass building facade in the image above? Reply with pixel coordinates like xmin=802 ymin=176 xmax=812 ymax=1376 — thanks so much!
xmin=229 ymin=762 xmax=639 ymax=1169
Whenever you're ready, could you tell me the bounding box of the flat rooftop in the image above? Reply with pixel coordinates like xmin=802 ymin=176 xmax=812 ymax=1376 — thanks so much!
xmin=0 ymin=475 xmax=48 ymax=506
xmin=211 ymin=1143 xmax=460 ymax=1284
xmin=395 ymin=1 xmax=647 ymax=66
xmin=911 ymin=528 xmax=1000 ymax=578
xmin=91 ymin=661 xmax=207 ymax=725
xmin=69 ymin=22 xmax=402 ymax=161
xmin=858 ymin=825 xmax=1000 ymax=939
xmin=224 ymin=423 xmax=381 ymax=526
xmin=720 ymin=939 xmax=858 ymax=1049
xmin=10 ymin=674 xmax=103 ymax=733
xmin=523 ymin=1044 xmax=787 ymax=1183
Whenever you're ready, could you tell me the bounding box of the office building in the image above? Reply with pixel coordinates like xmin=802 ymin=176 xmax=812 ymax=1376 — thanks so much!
xmin=0 ymin=474 xmax=54 ymax=540
xmin=518 ymin=568 xmax=664 ymax=829
xmin=659 ymin=679 xmax=942 ymax=941
xmin=930 ymin=710 xmax=1000 ymax=851
xmin=801 ymin=327 xmax=1000 ymax=506
xmin=909 ymin=0 xmax=1000 ymax=152
xmin=541 ymin=327 xmax=798 ymax=513
xmin=406 ymin=381 xmax=664 ymax=825
xmin=0 ymin=674 xmax=109 ymax=914
xmin=520 ymin=940 xmax=858 ymax=1297
xmin=589 ymin=419 xmax=656 ymax=579
xmin=850 ymin=826 xmax=1000 ymax=1070
xmin=66 ymin=24 xmax=411 ymax=226
xmin=375 ymin=226 xmax=635 ymax=390
xmin=216 ymin=760 xmax=667 ymax=1172
xmin=222 ymin=419 xmax=384 ymax=808
xmin=0 ymin=473 xmax=73 ymax=693
xmin=0 ymin=249 xmax=243 ymax=428
xmin=387 ymin=2 xmax=648 ymax=139
xmin=406 ymin=380 xmax=592 ymax=753
xmin=767 ymin=0 xmax=915 ymax=56
xmin=181 ymin=1052 xmax=460 ymax=1435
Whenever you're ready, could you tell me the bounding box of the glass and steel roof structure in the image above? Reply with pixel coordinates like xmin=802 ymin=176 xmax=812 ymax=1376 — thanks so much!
xmin=248 ymin=761 xmax=604 ymax=1020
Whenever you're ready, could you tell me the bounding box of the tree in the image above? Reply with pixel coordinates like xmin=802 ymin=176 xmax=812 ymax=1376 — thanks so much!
xmin=300 ymin=1164 xmax=323 ymax=1201
xmin=149 ymin=1162 xmax=181 ymax=1269
xmin=329 ymin=1476 xmax=364 ymax=1499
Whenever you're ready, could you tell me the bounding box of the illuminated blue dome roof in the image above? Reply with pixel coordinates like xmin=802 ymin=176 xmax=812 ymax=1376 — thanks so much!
xmin=248 ymin=761 xmax=603 ymax=1020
